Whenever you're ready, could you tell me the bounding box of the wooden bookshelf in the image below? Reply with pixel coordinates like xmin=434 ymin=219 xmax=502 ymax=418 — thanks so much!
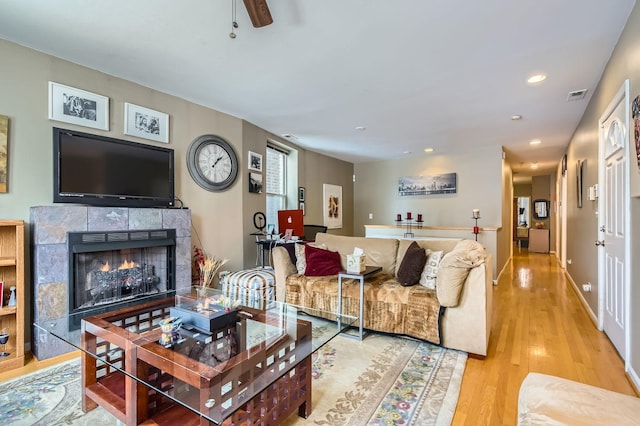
xmin=0 ymin=220 xmax=25 ymax=370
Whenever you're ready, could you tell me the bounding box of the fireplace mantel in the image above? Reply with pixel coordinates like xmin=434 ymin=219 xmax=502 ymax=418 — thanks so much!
xmin=30 ymin=206 xmax=191 ymax=360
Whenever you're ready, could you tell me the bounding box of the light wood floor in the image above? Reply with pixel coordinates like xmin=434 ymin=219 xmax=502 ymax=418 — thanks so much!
xmin=1 ymin=247 xmax=637 ymax=425
xmin=452 ymin=246 xmax=637 ymax=425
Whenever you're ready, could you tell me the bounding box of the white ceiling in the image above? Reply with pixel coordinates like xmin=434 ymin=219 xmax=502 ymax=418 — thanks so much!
xmin=0 ymin=0 xmax=635 ymax=176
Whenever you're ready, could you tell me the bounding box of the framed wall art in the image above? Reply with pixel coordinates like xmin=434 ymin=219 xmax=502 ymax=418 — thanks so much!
xmin=248 ymin=151 xmax=262 ymax=172
xmin=48 ymin=81 xmax=109 ymax=130
xmin=398 ymin=173 xmax=457 ymax=196
xmin=299 ymin=201 xmax=306 ymax=216
xmin=298 ymin=187 xmax=305 ymax=201
xmin=576 ymin=160 xmax=584 ymax=208
xmin=323 ymin=184 xmax=342 ymax=229
xmin=249 ymin=172 xmax=263 ymax=193
xmin=124 ymin=103 xmax=169 ymax=143
xmin=0 ymin=115 xmax=8 ymax=193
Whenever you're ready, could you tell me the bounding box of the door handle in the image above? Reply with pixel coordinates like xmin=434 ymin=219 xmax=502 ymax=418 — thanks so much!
xmin=600 ymin=225 xmax=606 ymax=232
xmin=595 ymin=240 xmax=605 ymax=246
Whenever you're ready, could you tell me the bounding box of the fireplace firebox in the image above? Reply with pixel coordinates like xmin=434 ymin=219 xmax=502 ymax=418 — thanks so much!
xmin=68 ymin=229 xmax=176 ymax=329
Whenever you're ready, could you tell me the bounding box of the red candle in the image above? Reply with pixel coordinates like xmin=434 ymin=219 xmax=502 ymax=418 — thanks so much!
xmin=397 ymin=214 xmax=401 ymax=221
xmin=407 ymin=212 xmax=412 ymax=220
xmin=473 ymin=226 xmax=479 ymax=234
xmin=417 ymin=214 xmax=422 ymax=222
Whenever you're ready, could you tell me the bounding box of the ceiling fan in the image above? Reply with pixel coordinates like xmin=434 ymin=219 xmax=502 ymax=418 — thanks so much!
xmin=242 ymin=0 xmax=273 ymax=27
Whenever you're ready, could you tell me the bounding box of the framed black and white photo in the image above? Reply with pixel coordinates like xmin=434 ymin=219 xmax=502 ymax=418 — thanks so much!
xmin=248 ymin=151 xmax=262 ymax=172
xmin=124 ymin=103 xmax=169 ymax=143
xmin=48 ymin=81 xmax=109 ymax=130
xmin=298 ymin=187 xmax=305 ymax=201
xmin=249 ymin=172 xmax=263 ymax=193
xmin=299 ymin=201 xmax=306 ymax=216
xmin=398 ymin=173 xmax=457 ymax=196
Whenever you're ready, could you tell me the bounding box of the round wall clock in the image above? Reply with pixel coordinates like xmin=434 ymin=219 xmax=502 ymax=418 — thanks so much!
xmin=187 ymin=135 xmax=239 ymax=192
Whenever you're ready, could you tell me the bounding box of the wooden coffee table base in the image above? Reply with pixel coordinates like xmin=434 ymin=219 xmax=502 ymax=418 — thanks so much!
xmin=81 ymin=298 xmax=312 ymax=425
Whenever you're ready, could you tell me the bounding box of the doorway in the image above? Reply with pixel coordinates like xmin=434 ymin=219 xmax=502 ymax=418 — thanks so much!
xmin=598 ymin=80 xmax=629 ymax=361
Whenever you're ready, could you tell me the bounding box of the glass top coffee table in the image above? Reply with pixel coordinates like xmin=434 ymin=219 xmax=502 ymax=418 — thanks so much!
xmin=35 ymin=286 xmax=356 ymax=425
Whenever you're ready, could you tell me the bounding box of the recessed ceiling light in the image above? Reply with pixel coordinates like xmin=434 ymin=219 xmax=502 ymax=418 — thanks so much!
xmin=527 ymin=74 xmax=547 ymax=84
xmin=355 ymin=126 xmax=366 ymax=131
xmin=530 ymin=139 xmax=542 ymax=145
xmin=511 ymin=115 xmax=522 ymax=121
xmin=424 ymin=148 xmax=434 ymax=153
xmin=531 ymin=162 xmax=539 ymax=169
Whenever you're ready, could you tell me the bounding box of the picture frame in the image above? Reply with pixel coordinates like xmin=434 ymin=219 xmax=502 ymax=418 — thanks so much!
xmin=48 ymin=81 xmax=109 ymax=131
xmin=398 ymin=173 xmax=457 ymax=196
xmin=299 ymin=201 xmax=306 ymax=216
xmin=298 ymin=187 xmax=305 ymax=201
xmin=248 ymin=151 xmax=263 ymax=172
xmin=323 ymin=183 xmax=342 ymax=229
xmin=249 ymin=172 xmax=263 ymax=193
xmin=577 ymin=160 xmax=584 ymax=208
xmin=561 ymin=154 xmax=568 ymax=176
xmin=124 ymin=102 xmax=169 ymax=143
xmin=0 ymin=281 xmax=3 ymax=307
xmin=0 ymin=115 xmax=8 ymax=193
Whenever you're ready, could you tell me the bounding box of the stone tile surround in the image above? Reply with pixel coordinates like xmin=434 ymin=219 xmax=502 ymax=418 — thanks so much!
xmin=30 ymin=205 xmax=192 ymax=360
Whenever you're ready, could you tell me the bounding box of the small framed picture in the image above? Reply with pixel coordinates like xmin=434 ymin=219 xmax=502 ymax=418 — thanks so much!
xmin=249 ymin=172 xmax=263 ymax=193
xmin=124 ymin=102 xmax=169 ymax=143
xmin=299 ymin=201 xmax=306 ymax=216
xmin=0 ymin=281 xmax=4 ymax=307
xmin=48 ymin=81 xmax=109 ymax=130
xmin=248 ymin=151 xmax=263 ymax=172
xmin=298 ymin=187 xmax=305 ymax=201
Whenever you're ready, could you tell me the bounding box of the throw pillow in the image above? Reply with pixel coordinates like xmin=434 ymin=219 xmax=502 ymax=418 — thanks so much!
xmin=419 ymin=250 xmax=444 ymax=290
xmin=304 ymin=244 xmax=342 ymax=276
xmin=436 ymin=240 xmax=486 ymax=307
xmin=295 ymin=242 xmax=327 ymax=274
xmin=396 ymin=241 xmax=427 ymax=286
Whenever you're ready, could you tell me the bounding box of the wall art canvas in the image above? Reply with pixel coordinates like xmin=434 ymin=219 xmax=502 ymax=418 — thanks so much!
xmin=124 ymin=103 xmax=169 ymax=143
xmin=249 ymin=172 xmax=263 ymax=193
xmin=577 ymin=160 xmax=584 ymax=208
xmin=633 ymin=95 xmax=640 ymax=169
xmin=398 ymin=173 xmax=457 ymax=196
xmin=323 ymin=184 xmax=342 ymax=229
xmin=0 ymin=115 xmax=7 ymax=193
xmin=48 ymin=82 xmax=109 ymax=130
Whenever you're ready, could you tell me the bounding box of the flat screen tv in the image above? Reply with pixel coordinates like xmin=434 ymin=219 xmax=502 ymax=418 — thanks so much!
xmin=53 ymin=127 xmax=175 ymax=208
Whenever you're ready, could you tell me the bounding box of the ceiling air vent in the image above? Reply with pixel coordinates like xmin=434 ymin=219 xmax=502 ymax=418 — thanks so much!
xmin=567 ymin=89 xmax=588 ymax=102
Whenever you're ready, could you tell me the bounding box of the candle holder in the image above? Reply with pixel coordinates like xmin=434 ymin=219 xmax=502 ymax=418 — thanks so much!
xmin=395 ymin=213 xmax=424 ymax=238
xmin=472 ymin=216 xmax=481 ymax=241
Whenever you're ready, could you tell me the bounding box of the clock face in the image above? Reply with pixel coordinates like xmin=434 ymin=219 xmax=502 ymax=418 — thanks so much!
xmin=187 ymin=135 xmax=238 ymax=191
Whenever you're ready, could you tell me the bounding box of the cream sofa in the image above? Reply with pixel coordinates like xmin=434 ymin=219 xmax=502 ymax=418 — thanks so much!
xmin=518 ymin=373 xmax=640 ymax=424
xmin=271 ymin=233 xmax=493 ymax=357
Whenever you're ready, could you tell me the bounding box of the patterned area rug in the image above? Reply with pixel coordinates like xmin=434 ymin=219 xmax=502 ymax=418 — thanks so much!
xmin=0 ymin=332 xmax=465 ymax=426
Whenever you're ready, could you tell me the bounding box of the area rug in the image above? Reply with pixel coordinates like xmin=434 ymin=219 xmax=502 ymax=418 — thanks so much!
xmin=0 ymin=332 xmax=466 ymax=426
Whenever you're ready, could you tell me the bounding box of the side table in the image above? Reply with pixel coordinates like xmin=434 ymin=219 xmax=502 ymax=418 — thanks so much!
xmin=337 ymin=266 xmax=382 ymax=340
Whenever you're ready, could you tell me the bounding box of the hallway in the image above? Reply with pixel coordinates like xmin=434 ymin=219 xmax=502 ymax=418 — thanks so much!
xmin=452 ymin=248 xmax=636 ymax=425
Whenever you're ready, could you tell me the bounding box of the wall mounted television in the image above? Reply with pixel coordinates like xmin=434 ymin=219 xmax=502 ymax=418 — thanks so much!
xmin=53 ymin=127 xmax=175 ymax=208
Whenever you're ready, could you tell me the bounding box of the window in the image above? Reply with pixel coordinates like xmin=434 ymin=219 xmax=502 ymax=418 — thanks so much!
xmin=265 ymin=145 xmax=288 ymax=231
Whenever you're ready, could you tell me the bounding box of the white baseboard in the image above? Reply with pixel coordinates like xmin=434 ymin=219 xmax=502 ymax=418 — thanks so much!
xmin=564 ymin=270 xmax=598 ymax=327
xmin=626 ymin=364 xmax=640 ymax=394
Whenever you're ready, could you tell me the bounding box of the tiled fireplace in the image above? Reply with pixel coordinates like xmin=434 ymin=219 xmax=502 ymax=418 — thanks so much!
xmin=31 ymin=206 xmax=191 ymax=360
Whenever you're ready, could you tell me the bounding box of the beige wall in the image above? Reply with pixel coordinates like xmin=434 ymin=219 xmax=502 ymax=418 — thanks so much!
xmin=497 ymin=157 xmax=513 ymax=280
xmin=354 ymin=146 xmax=507 ymax=277
xmin=0 ymin=40 xmax=355 ymax=345
xmin=563 ymin=2 xmax=640 ymax=382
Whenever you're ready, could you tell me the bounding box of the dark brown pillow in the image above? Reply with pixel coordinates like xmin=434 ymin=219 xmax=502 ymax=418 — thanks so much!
xmin=396 ymin=241 xmax=427 ymax=286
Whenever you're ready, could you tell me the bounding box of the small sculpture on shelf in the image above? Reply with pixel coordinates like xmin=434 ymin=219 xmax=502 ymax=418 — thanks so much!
xmin=158 ymin=316 xmax=183 ymax=347
xmin=8 ymin=286 xmax=17 ymax=307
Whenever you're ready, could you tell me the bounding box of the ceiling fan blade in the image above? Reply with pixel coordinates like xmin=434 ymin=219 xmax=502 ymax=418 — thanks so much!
xmin=243 ymin=0 xmax=273 ymax=27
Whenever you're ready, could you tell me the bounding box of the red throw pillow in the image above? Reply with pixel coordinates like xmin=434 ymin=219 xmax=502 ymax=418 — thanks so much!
xmin=304 ymin=244 xmax=342 ymax=276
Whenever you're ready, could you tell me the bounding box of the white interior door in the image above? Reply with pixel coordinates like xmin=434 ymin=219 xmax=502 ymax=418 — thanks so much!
xmin=599 ymin=81 xmax=629 ymax=359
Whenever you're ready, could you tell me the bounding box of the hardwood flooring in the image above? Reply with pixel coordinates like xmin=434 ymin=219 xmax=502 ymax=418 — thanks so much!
xmin=452 ymin=246 xmax=637 ymax=425
xmin=1 ymin=247 xmax=637 ymax=425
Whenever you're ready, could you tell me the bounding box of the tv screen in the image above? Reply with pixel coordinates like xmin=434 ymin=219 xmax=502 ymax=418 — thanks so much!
xmin=53 ymin=127 xmax=175 ymax=208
